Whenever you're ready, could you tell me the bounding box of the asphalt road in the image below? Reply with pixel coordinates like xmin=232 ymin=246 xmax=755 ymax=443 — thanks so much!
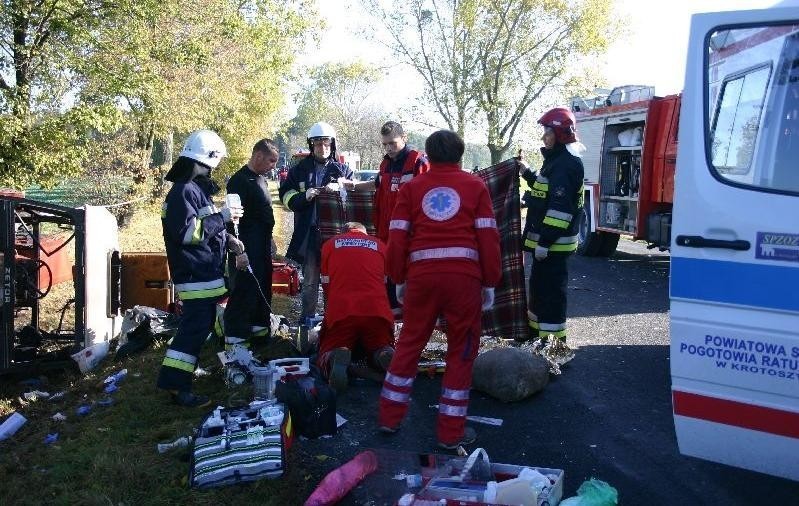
xmin=296 ymin=238 xmax=799 ymax=505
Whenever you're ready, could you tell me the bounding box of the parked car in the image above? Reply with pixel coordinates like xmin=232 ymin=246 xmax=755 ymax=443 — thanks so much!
xmin=353 ymin=170 xmax=378 ymax=182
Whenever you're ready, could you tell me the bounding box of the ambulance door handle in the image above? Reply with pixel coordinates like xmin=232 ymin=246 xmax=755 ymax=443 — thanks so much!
xmin=675 ymin=235 xmax=750 ymax=251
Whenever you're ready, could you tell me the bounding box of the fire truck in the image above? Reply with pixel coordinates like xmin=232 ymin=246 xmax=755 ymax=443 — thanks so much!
xmin=572 ymin=85 xmax=680 ymax=256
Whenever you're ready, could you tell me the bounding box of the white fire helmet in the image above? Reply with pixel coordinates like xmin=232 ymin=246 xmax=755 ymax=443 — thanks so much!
xmin=179 ymin=129 xmax=227 ymax=168
xmin=307 ymin=121 xmax=336 ymax=141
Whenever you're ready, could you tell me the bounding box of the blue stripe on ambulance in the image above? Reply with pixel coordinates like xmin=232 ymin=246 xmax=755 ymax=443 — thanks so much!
xmin=670 ymin=257 xmax=799 ymax=313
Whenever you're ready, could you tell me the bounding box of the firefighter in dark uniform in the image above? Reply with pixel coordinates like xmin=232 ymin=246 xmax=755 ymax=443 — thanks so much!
xmin=157 ymin=129 xmax=243 ymax=407
xmin=278 ymin=121 xmax=353 ymax=322
xmin=520 ymin=107 xmax=585 ymax=343
xmin=222 ymin=139 xmax=279 ymax=352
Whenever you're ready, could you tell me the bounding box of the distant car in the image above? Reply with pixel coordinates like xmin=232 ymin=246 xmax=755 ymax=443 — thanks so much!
xmin=353 ymin=170 xmax=378 ymax=182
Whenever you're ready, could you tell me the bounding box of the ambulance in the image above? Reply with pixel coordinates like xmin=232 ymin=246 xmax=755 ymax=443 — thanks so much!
xmin=670 ymin=3 xmax=799 ymax=480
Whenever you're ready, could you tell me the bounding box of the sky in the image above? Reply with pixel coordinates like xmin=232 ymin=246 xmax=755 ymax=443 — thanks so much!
xmin=297 ymin=0 xmax=778 ymax=138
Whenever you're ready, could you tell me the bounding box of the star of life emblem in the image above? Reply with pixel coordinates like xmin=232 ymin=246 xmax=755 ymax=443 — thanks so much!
xmin=422 ymin=187 xmax=460 ymax=221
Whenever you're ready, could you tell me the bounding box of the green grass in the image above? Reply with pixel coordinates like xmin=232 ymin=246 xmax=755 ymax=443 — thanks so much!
xmin=0 ymin=181 xmax=312 ymax=505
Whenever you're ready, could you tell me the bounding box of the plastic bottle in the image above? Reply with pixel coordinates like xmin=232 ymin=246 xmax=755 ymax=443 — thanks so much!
xmin=157 ymin=436 xmax=190 ymax=454
xmin=304 ymin=450 xmax=379 ymax=506
xmin=0 ymin=412 xmax=27 ymax=440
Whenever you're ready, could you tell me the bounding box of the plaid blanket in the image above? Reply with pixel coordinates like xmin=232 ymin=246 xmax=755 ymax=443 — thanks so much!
xmin=316 ymin=188 xmax=376 ymax=242
xmin=315 ymin=163 xmax=527 ymax=340
xmin=475 ymin=159 xmax=528 ymax=341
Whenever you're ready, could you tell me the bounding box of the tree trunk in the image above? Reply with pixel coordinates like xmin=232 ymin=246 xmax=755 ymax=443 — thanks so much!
xmin=488 ymin=143 xmax=510 ymax=165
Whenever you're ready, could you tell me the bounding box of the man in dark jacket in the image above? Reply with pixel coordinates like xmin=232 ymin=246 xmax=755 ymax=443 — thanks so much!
xmin=278 ymin=121 xmax=352 ymax=322
xmin=157 ymin=129 xmax=243 ymax=407
xmin=520 ymin=108 xmax=585 ymax=344
xmin=223 ymin=139 xmax=279 ymax=353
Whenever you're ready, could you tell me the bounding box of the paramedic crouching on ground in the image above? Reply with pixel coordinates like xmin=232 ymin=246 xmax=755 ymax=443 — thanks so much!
xmin=157 ymin=130 xmax=243 ymax=408
xmin=519 ymin=107 xmax=585 ymax=344
xmin=317 ymin=222 xmax=395 ymax=393
xmin=378 ymin=129 xmax=501 ymax=450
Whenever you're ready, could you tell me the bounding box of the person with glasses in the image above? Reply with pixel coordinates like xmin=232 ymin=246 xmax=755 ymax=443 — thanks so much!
xmin=279 ymin=121 xmax=353 ymax=323
xmin=342 ymin=121 xmax=429 ymax=317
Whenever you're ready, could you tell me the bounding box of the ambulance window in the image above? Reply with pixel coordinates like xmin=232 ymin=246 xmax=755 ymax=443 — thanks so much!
xmin=710 ymin=66 xmax=770 ymax=175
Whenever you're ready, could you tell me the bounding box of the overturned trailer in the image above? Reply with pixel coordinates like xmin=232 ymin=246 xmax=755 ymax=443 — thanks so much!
xmin=0 ymin=196 xmax=123 ymax=374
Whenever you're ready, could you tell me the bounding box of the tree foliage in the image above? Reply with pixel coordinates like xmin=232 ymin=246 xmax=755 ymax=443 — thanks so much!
xmin=1 ymin=0 xmax=316 ymax=189
xmin=285 ymin=61 xmax=388 ymax=169
xmin=363 ymin=0 xmax=620 ymax=163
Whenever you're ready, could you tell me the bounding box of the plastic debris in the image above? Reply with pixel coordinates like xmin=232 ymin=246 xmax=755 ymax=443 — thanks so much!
xmin=48 ymin=391 xmax=66 ymax=401
xmin=0 ymin=412 xmax=27 ymax=440
xmin=305 ymin=450 xmax=378 ymax=506
xmin=44 ymin=433 xmax=59 ymax=445
xmin=97 ymin=397 xmax=114 ymax=407
xmin=194 ymin=367 xmax=211 ymax=377
xmin=465 ymin=415 xmax=503 ymax=427
xmin=104 ymin=368 xmax=128 ymax=385
xmin=560 ymin=478 xmax=619 ymax=506
xmin=76 ymin=404 xmax=92 ymax=416
xmin=104 ymin=383 xmax=118 ymax=394
xmin=52 ymin=413 xmax=67 ymax=422
xmin=157 ymin=436 xmax=190 ymax=454
xmin=23 ymin=390 xmax=50 ymax=401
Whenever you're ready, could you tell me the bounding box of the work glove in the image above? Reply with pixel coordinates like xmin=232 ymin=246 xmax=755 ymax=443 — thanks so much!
xmin=395 ymin=283 xmax=406 ymax=305
xmin=305 ymin=187 xmax=321 ymax=201
xmin=221 ymin=205 xmax=244 ymax=224
xmin=227 ymin=236 xmax=245 ymax=255
xmin=534 ymin=245 xmax=549 ymax=261
xmin=235 ymin=252 xmax=250 ymax=271
xmin=518 ymin=158 xmax=531 ymax=176
xmin=481 ymin=287 xmax=495 ymax=311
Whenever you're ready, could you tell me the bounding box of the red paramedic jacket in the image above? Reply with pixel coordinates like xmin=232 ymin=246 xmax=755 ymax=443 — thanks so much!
xmin=320 ymin=230 xmax=394 ymax=328
xmin=386 ymin=162 xmax=501 ymax=287
xmin=374 ymin=148 xmax=429 ymax=242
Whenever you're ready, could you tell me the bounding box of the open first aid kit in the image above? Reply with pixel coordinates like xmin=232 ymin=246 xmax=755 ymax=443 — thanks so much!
xmin=189 ymin=401 xmax=293 ymax=489
xmin=399 ymin=448 xmax=564 ymax=506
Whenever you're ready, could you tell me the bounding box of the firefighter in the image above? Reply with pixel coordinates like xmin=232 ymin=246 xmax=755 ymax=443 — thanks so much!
xmin=157 ymin=129 xmax=243 ymax=407
xmin=278 ymin=122 xmax=353 ymax=322
xmin=343 ymin=121 xmax=429 ymax=317
xmin=317 ymin=222 xmax=394 ymax=393
xmin=223 ymin=139 xmax=279 ymax=353
xmin=378 ymin=130 xmax=501 ymax=450
xmin=519 ymin=107 xmax=585 ymax=344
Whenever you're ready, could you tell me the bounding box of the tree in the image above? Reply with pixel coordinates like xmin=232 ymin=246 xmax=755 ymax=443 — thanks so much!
xmin=363 ymin=0 xmax=620 ymax=163
xmin=0 ymin=0 xmax=129 ymax=188
xmin=285 ymin=61 xmax=388 ymax=169
xmin=1 ymin=0 xmax=315 ymax=189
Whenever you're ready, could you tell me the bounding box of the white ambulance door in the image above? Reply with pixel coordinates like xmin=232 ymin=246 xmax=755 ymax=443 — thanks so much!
xmin=670 ymin=8 xmax=799 ymax=480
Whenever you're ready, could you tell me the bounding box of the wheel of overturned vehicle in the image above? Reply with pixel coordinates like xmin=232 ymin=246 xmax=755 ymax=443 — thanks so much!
xmin=21 ymin=259 xmax=53 ymax=299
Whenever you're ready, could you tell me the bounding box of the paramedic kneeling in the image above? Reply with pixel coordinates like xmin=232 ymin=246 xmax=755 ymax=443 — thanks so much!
xmin=317 ymin=222 xmax=395 ymax=393
xmin=377 ymin=130 xmax=501 ymax=450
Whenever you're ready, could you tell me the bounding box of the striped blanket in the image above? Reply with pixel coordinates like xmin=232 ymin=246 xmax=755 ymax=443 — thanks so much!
xmin=315 ymin=162 xmax=527 ymax=340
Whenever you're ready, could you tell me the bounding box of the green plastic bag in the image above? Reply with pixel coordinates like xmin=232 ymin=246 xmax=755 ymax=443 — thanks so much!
xmin=559 ymin=478 xmax=619 ymax=506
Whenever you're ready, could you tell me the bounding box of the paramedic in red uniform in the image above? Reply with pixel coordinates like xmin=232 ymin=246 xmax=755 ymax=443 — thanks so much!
xmin=344 ymin=121 xmax=429 ymax=316
xmin=377 ymin=129 xmax=501 ymax=450
xmin=318 ymin=222 xmax=395 ymax=393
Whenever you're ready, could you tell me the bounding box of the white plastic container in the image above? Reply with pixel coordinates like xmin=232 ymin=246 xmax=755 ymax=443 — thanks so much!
xmin=71 ymin=341 xmax=110 ymax=373
xmin=0 ymin=412 xmax=27 ymax=440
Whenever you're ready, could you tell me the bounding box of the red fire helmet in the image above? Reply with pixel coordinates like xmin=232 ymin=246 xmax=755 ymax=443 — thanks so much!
xmin=537 ymin=107 xmax=578 ymax=144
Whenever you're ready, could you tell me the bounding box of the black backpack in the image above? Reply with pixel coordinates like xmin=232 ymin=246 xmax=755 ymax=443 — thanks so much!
xmin=274 ymin=375 xmax=336 ymax=438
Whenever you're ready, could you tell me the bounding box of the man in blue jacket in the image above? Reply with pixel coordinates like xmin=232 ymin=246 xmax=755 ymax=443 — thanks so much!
xmin=157 ymin=129 xmax=243 ymax=407
xmin=278 ymin=122 xmax=352 ymax=322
